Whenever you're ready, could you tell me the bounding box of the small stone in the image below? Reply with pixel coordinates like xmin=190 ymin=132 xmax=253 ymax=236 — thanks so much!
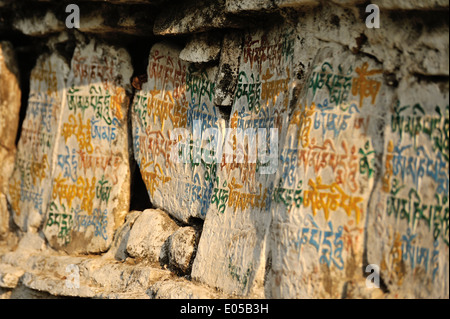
xmin=126 ymin=209 xmax=179 ymax=262
xmin=167 ymin=227 xmax=198 ymax=274
xmin=180 ymin=33 xmax=222 ymax=64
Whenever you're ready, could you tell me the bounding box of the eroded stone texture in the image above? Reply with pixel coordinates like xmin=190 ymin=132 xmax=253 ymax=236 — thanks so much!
xmin=8 ymin=52 xmax=69 ymax=232
xmin=43 ymin=39 xmax=133 ymax=254
xmin=192 ymin=24 xmax=296 ymax=296
xmin=267 ymin=44 xmax=392 ymax=298
xmin=367 ymin=78 xmax=449 ymax=298
xmin=0 ymin=41 xmax=21 ymax=238
xmin=132 ymin=41 xmax=225 ymax=223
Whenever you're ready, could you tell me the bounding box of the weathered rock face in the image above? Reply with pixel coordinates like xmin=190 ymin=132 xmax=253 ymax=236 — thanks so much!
xmin=43 ymin=39 xmax=133 ymax=254
xmin=0 ymin=41 xmax=21 ymax=239
xmin=0 ymin=0 xmax=449 ymax=300
xmin=8 ymin=52 xmax=70 ymax=232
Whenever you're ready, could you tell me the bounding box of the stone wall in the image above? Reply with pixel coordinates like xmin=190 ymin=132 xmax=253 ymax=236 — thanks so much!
xmin=0 ymin=0 xmax=448 ymax=299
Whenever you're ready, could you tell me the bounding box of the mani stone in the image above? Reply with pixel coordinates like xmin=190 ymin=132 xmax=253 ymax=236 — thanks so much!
xmin=192 ymin=25 xmax=295 ymax=297
xmin=367 ymin=78 xmax=449 ymax=299
xmin=43 ymin=39 xmax=133 ymax=254
xmin=0 ymin=41 xmax=21 ymax=238
xmin=267 ymin=44 xmax=392 ymax=298
xmin=132 ymin=41 xmax=225 ymax=223
xmin=8 ymin=52 xmax=70 ymax=232
xmin=126 ymin=209 xmax=179 ymax=263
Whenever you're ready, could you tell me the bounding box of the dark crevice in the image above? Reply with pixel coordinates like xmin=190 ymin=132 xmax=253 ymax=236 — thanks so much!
xmin=124 ymin=36 xmax=155 ymax=213
xmin=413 ymin=73 xmax=450 ymax=84
xmin=187 ymin=217 xmax=204 ymax=231
xmin=129 ymin=166 xmax=152 ymax=212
